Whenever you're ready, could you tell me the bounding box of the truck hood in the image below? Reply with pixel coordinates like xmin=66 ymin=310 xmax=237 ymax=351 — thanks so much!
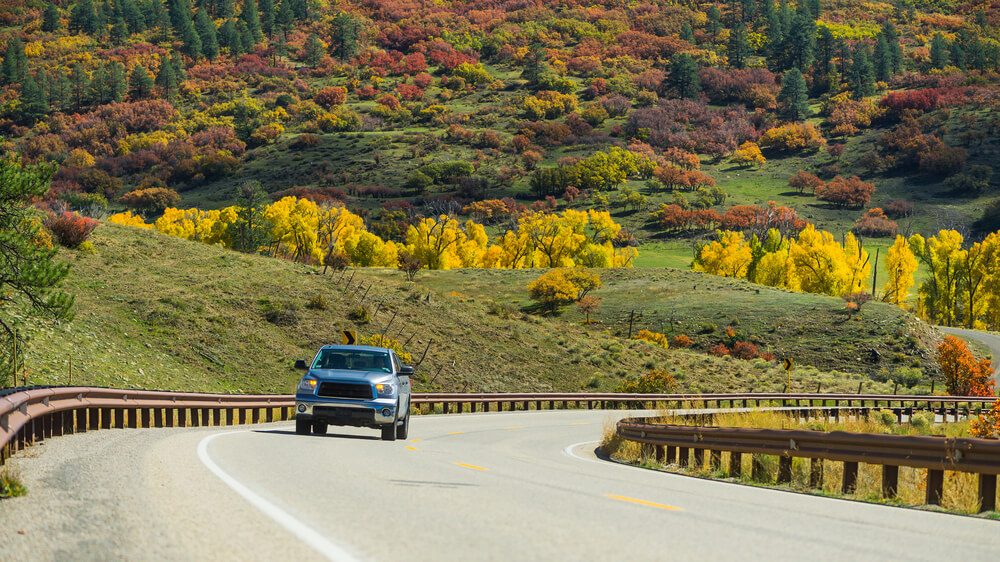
xmin=306 ymin=369 xmax=392 ymax=384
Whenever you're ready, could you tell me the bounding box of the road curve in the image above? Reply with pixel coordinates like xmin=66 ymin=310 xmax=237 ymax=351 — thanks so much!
xmin=939 ymin=326 xmax=1000 ymax=380
xmin=1 ymin=409 xmax=998 ymax=561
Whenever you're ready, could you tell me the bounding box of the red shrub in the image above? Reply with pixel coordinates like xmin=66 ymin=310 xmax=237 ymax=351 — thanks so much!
xmin=816 ymin=176 xmax=875 ymax=208
xmin=46 ymin=211 xmax=99 ymax=248
xmin=314 ymin=86 xmax=348 ymax=108
xmin=884 ymin=199 xmax=914 ymax=218
xmin=788 ymin=171 xmax=824 ymax=194
xmin=396 ymin=83 xmax=424 ymax=101
xmin=671 ymin=334 xmax=694 ymax=348
xmin=709 ymin=343 xmax=730 ymax=357
xmin=719 ymin=202 xmax=807 ymax=235
xmin=730 ymin=341 xmax=760 ymax=360
xmin=852 ymin=208 xmax=898 ymax=237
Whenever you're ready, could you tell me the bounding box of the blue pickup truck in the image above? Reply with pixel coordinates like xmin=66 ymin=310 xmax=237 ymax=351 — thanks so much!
xmin=293 ymin=345 xmax=413 ymax=441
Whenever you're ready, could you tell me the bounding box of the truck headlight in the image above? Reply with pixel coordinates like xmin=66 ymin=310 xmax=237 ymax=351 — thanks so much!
xmin=297 ymin=378 xmax=318 ymax=393
xmin=375 ymin=383 xmax=395 ymax=397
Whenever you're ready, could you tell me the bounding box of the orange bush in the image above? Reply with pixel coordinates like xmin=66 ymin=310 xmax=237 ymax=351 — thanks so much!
xmin=938 ymin=336 xmax=996 ymax=397
xmin=671 ymin=334 xmax=693 ymax=348
xmin=970 ymin=400 xmax=1000 ymax=439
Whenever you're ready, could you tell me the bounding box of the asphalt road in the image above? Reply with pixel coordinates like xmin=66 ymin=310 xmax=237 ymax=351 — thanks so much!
xmin=939 ymin=326 xmax=1000 ymax=380
xmin=1 ymin=409 xmax=998 ymax=561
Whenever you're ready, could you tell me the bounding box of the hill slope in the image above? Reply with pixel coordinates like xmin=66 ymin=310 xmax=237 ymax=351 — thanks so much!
xmin=12 ymin=224 xmax=928 ymax=394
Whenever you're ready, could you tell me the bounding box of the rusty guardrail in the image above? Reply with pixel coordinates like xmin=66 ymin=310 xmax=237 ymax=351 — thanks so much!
xmin=616 ymin=406 xmax=1000 ymax=513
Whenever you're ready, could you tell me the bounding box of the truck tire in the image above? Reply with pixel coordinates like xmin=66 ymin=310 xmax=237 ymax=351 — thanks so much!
xmin=381 ymin=424 xmax=396 ymax=441
xmin=396 ymin=412 xmax=409 ymax=440
xmin=295 ymin=419 xmax=311 ymax=435
xmin=312 ymin=422 xmax=328 ymax=435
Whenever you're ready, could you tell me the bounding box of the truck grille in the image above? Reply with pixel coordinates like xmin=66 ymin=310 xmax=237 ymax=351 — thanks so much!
xmin=313 ymin=406 xmax=375 ymax=424
xmin=317 ymin=382 xmax=373 ymax=400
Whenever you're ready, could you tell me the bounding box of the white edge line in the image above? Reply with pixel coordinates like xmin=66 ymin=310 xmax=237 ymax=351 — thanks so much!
xmin=562 ymin=440 xmax=656 ymax=473
xmin=197 ymin=430 xmax=361 ymax=562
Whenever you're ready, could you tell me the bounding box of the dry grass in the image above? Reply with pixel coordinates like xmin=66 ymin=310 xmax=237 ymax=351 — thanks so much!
xmin=602 ymin=409 xmax=996 ymax=516
xmin=0 ymin=467 xmax=27 ymax=499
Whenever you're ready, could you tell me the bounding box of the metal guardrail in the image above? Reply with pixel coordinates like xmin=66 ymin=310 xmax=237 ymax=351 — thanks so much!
xmin=616 ymin=406 xmax=1000 ymax=513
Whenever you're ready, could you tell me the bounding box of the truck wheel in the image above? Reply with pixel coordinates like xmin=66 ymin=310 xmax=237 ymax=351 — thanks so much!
xmin=295 ymin=419 xmax=311 ymax=435
xmin=312 ymin=422 xmax=328 ymax=435
xmin=395 ymin=412 xmax=409 ymax=440
xmin=381 ymin=424 xmax=396 ymax=441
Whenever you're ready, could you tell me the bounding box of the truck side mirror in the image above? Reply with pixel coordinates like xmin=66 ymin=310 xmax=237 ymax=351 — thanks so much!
xmin=398 ymin=365 xmax=414 ymax=376
xmin=294 ymin=359 xmax=308 ymax=370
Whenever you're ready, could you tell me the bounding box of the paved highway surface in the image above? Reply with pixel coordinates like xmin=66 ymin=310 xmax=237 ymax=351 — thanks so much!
xmin=1 ymin=409 xmax=998 ymax=561
xmin=939 ymin=326 xmax=1000 ymax=380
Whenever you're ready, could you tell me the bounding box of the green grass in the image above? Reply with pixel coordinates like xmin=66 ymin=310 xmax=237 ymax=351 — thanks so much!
xmin=0 ymin=468 xmax=26 ymax=499
xmin=367 ymin=267 xmax=941 ymax=381
xmin=8 ymin=224 xmax=906 ymax=395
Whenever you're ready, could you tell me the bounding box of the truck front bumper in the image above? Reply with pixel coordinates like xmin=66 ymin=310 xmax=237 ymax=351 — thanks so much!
xmin=295 ymin=396 xmax=397 ymax=428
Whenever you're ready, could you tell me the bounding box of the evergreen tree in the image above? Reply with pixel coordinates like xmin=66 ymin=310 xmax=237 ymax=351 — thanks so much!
xmin=218 ymin=19 xmax=240 ymax=53
xmin=332 ymin=12 xmax=361 ymax=60
xmin=951 ymin=41 xmax=966 ymax=70
xmin=930 ymin=32 xmax=949 ymax=69
xmin=881 ymin=21 xmax=902 ymax=74
xmin=19 ymin=74 xmax=49 ymax=123
xmin=873 ymin=33 xmax=892 ymax=82
xmin=812 ymin=25 xmax=834 ymax=77
xmin=171 ymin=51 xmax=186 ymax=80
xmin=288 ymin=0 xmax=307 ymax=19
xmin=848 ymin=43 xmax=875 ymax=99
xmin=237 ymin=20 xmax=254 ymax=53
xmin=760 ymin=0 xmax=774 ymax=23
xmin=668 ymin=53 xmax=700 ymax=99
xmin=259 ymin=0 xmax=275 ymax=36
xmin=110 ymin=15 xmax=130 ymax=45
xmin=42 ymin=3 xmax=62 ymax=32
xmin=276 ymin=0 xmax=293 ymax=35
xmin=97 ymin=0 xmax=113 ymax=33
xmin=738 ymin=0 xmax=756 ymax=22
xmin=70 ymin=63 xmax=88 ymax=110
xmin=129 ymin=64 xmax=154 ymax=99
xmin=195 ymin=9 xmax=219 ymax=58
xmin=1 ymin=38 xmax=28 ymax=85
xmin=807 ymin=0 xmax=821 ymax=18
xmin=155 ymin=55 xmax=178 ymax=99
xmin=765 ymin=4 xmax=785 ymax=66
xmin=778 ymin=67 xmax=809 ymax=120
xmin=89 ymin=62 xmax=110 ymax=103
xmin=303 ymin=33 xmax=324 ymax=67
xmin=728 ymin=22 xmax=750 ymax=69
xmin=706 ymin=6 xmax=721 ymax=36
xmin=69 ymin=0 xmax=99 ymax=34
xmin=681 ymin=21 xmax=695 ymax=43
xmin=169 ymin=0 xmax=202 ymax=57
xmin=47 ymin=68 xmax=71 ymax=111
xmin=121 ymin=0 xmax=146 ymax=32
xmin=239 ymin=0 xmax=262 ymax=43
xmin=782 ymin=12 xmax=815 ymax=70
xmin=109 ymin=61 xmax=128 ymax=102
xmin=145 ymin=0 xmax=171 ymax=37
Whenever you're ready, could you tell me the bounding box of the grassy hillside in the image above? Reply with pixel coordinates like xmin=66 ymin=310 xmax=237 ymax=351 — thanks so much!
xmin=10 ymin=224 xmax=912 ymax=395
xmin=369 ymin=267 xmax=942 ymax=380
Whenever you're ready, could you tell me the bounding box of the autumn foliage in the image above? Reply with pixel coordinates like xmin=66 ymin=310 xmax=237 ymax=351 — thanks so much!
xmin=937 ymin=336 xmax=995 ymax=397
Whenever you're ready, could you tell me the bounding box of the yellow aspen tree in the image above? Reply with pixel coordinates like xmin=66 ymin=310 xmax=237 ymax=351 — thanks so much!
xmin=958 ymin=233 xmax=1000 ymax=328
xmin=909 ymin=230 xmax=964 ymax=326
xmin=788 ymin=225 xmax=851 ymax=296
xmin=882 ymin=235 xmax=917 ymax=307
xmin=842 ymin=232 xmax=871 ymax=294
xmin=694 ymin=231 xmax=753 ymax=278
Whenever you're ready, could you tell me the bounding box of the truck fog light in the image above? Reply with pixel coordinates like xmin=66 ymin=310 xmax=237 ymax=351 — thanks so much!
xmin=381 ymin=408 xmax=391 ymax=417
xmin=297 ymin=404 xmax=307 ymax=413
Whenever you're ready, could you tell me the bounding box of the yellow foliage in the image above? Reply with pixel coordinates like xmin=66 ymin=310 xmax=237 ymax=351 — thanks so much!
xmin=695 ymin=231 xmax=753 ymax=278
xmin=883 ymin=235 xmax=917 ymax=306
xmin=108 ymin=211 xmax=152 ymax=229
xmin=634 ymin=329 xmax=669 ymax=349
xmin=730 ymin=141 xmax=766 ymax=168
xmin=65 ymin=148 xmax=96 ymax=168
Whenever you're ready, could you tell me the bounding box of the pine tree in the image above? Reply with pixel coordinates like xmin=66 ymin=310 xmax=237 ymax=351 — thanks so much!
xmin=848 ymin=43 xmax=875 ymax=99
xmin=812 ymin=25 xmax=834 ymax=77
xmin=171 ymin=51 xmax=186 ymax=81
xmin=930 ymin=33 xmax=949 ymax=69
xmin=218 ymin=19 xmax=240 ymax=53
xmin=195 ymin=9 xmax=219 ymax=58
xmin=951 ymin=41 xmax=966 ymax=70
xmin=668 ymin=53 xmax=700 ymax=99
xmin=109 ymin=61 xmax=128 ymax=102
xmin=706 ymin=6 xmax=721 ymax=36
xmin=97 ymin=0 xmax=113 ymax=33
xmin=155 ymin=55 xmax=178 ymax=99
xmin=332 ymin=12 xmax=360 ymax=60
xmin=873 ymin=33 xmax=892 ymax=82
xmin=738 ymin=0 xmax=756 ymax=22
xmin=303 ymin=33 xmax=324 ymax=67
xmin=69 ymin=0 xmax=99 ymax=34
xmin=729 ymin=22 xmax=750 ymax=69
xmin=1 ymin=38 xmax=28 ymax=85
xmin=121 ymin=0 xmax=146 ymax=33
xmin=881 ymin=21 xmax=902 ymax=74
xmin=42 ymin=3 xmax=62 ymax=32
xmin=89 ymin=62 xmax=109 ymax=104
xmin=110 ymin=15 xmax=130 ymax=45
xmin=807 ymin=0 xmax=821 ymax=18
xmin=237 ymin=20 xmax=254 ymax=53
xmin=782 ymin=12 xmax=815 ymax=70
xmin=778 ymin=68 xmax=809 ymax=121
xmin=129 ymin=64 xmax=154 ymax=99
xmin=275 ymin=0 xmax=293 ymax=35
xmin=259 ymin=0 xmax=275 ymax=36
xmin=239 ymin=0 xmax=262 ymax=43
xmin=145 ymin=0 xmax=172 ymax=38
xmin=681 ymin=21 xmax=695 ymax=43
xmin=47 ymin=68 xmax=71 ymax=111
xmin=70 ymin=63 xmax=88 ymax=110
xmin=19 ymin=74 xmax=49 ymax=123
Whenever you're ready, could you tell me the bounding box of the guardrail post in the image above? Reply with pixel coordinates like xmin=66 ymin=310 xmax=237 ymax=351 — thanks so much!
xmin=214 ymin=409 xmax=223 ymax=425
xmin=141 ymin=409 xmax=151 ymax=428
xmin=926 ymin=469 xmax=944 ymax=505
xmin=225 ymin=409 xmax=234 ymax=426
xmin=881 ymin=465 xmax=899 ymax=498
xmin=535 ymin=400 xmax=541 ymax=411
xmin=842 ymin=461 xmax=859 ymax=493
xmin=778 ymin=456 xmax=792 ymax=484
xmin=709 ymin=450 xmax=721 ymax=471
xmin=655 ymin=445 xmax=664 ymax=463
xmin=100 ymin=408 xmax=112 ymax=430
xmin=978 ymin=474 xmax=997 ymax=513
xmin=252 ymin=408 xmax=261 ymax=424
xmin=809 ymin=458 xmax=823 ymax=488
xmin=729 ymin=452 xmax=741 ymax=476
xmin=666 ymin=445 xmax=676 ymax=464
xmin=265 ymin=407 xmax=274 ymax=423
xmin=677 ymin=447 xmax=689 ymax=467
xmin=693 ymin=448 xmax=705 ymax=468
xmin=751 ymin=455 xmax=767 ymax=481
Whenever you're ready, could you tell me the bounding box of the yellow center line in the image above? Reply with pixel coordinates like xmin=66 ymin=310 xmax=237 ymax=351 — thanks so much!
xmin=405 ymin=446 xmax=418 ymax=451
xmin=446 ymin=431 xmax=465 ymax=435
xmin=454 ymin=462 xmax=488 ymax=472
xmin=410 ymin=438 xmax=423 ymax=443
xmin=605 ymin=494 xmax=682 ymax=512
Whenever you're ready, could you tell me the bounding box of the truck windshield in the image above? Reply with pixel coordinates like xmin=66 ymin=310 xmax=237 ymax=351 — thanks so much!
xmin=312 ymin=349 xmax=392 ymax=372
